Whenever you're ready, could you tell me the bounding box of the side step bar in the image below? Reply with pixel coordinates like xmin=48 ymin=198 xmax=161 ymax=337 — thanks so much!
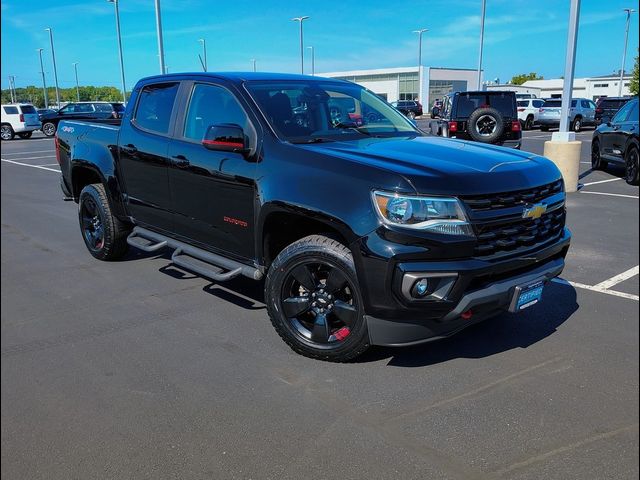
xmin=126 ymin=226 xmax=263 ymax=282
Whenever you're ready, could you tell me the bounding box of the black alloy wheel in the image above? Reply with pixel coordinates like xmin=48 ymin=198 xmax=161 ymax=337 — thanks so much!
xmin=265 ymin=235 xmax=370 ymax=362
xmin=524 ymin=116 xmax=534 ymax=130
xmin=80 ymin=195 xmax=105 ymax=252
xmin=625 ymin=146 xmax=639 ymax=185
xmin=280 ymin=261 xmax=358 ymax=345
xmin=591 ymin=140 xmax=607 ymax=170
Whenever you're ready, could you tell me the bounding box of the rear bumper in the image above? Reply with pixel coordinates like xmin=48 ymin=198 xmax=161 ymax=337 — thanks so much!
xmin=537 ymin=118 xmax=561 ymax=126
xmin=13 ymin=124 xmax=41 ymax=133
xmin=366 ymin=256 xmax=565 ymax=347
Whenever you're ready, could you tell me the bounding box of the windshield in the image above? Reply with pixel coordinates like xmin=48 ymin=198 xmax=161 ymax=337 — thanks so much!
xmin=245 ymin=80 xmax=419 ymax=143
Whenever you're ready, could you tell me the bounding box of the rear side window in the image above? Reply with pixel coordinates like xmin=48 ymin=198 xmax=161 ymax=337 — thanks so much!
xmin=517 ymin=101 xmax=528 ymax=107
xmin=3 ymin=106 xmax=19 ymax=115
xmin=613 ymin=100 xmax=636 ymax=123
xmin=19 ymin=105 xmax=37 ymax=114
xmin=94 ymin=103 xmax=113 ymax=112
xmin=134 ymin=82 xmax=179 ymax=134
xmin=543 ymin=100 xmax=561 ymax=107
xmin=533 ymin=100 xmax=544 ymax=108
xmin=627 ymin=101 xmax=639 ymax=122
xmin=75 ymin=104 xmax=95 ymax=113
xmin=112 ymin=103 xmax=125 ymax=112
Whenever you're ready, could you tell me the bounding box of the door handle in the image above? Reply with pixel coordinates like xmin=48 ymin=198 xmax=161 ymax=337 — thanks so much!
xmin=122 ymin=144 xmax=138 ymax=155
xmin=170 ymin=154 xmax=190 ymax=168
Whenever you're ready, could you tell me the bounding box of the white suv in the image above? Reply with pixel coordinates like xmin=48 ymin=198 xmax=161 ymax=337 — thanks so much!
xmin=517 ymin=99 xmax=545 ymax=130
xmin=1 ymin=104 xmax=42 ymax=140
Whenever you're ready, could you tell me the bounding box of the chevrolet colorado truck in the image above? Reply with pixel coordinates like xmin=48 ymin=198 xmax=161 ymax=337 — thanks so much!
xmin=56 ymin=73 xmax=571 ymax=362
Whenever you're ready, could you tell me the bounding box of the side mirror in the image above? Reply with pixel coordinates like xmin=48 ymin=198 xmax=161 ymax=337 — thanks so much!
xmin=202 ymin=123 xmax=248 ymax=156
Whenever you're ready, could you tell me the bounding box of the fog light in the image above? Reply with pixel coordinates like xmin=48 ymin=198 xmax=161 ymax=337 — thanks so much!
xmin=412 ymin=279 xmax=430 ymax=297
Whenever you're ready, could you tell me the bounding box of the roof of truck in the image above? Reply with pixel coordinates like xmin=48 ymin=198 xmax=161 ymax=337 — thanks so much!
xmin=139 ymin=72 xmax=346 ymax=84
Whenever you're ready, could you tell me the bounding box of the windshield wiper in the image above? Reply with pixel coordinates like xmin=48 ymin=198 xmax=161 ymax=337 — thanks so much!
xmin=332 ymin=122 xmax=372 ymax=136
xmin=290 ymin=137 xmax=336 ymax=144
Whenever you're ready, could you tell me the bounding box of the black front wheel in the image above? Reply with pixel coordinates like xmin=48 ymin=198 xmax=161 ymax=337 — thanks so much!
xmin=78 ymin=183 xmax=130 ymax=260
xmin=625 ymin=145 xmax=639 ymax=186
xmin=265 ymin=235 xmax=370 ymax=362
xmin=591 ymin=140 xmax=608 ymax=171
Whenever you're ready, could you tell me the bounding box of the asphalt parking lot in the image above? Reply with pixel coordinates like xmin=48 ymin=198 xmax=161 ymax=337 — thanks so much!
xmin=1 ymin=130 xmax=638 ymax=479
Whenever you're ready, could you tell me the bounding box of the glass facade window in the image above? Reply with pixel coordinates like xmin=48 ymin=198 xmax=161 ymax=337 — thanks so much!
xmin=428 ymin=80 xmax=468 ymax=107
xmin=399 ymin=72 xmax=419 ymax=100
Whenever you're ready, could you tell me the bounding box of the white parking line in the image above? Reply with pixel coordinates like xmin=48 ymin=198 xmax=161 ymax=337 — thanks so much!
xmin=1 ymin=150 xmax=55 ymax=156
xmin=1 ymin=159 xmax=60 ymax=172
xmin=579 ymin=191 xmax=639 ymax=199
xmin=581 ymin=178 xmax=622 ymax=187
xmin=552 ymin=278 xmax=639 ymax=301
xmin=1 ymin=155 xmax=56 ymax=161
xmin=594 ymin=266 xmax=639 ymax=289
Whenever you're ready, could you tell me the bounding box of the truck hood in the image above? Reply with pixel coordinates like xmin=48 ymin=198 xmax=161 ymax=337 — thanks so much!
xmin=298 ymin=135 xmax=561 ymax=195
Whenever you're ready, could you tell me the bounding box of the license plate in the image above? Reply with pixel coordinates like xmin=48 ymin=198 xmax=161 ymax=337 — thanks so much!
xmin=510 ymin=281 xmax=545 ymax=312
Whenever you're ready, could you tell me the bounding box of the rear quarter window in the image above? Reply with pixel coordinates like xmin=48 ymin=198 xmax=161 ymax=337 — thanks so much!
xmin=133 ymin=82 xmax=180 ymax=134
xmin=19 ymin=105 xmax=37 ymax=114
xmin=3 ymin=106 xmax=19 ymax=115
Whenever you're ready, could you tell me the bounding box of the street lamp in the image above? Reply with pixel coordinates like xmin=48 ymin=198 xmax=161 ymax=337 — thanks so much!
xmin=154 ymin=0 xmax=166 ymax=74
xmin=413 ymin=28 xmax=428 ymax=68
xmin=37 ymin=49 xmax=48 ymax=109
xmin=476 ymin=0 xmax=486 ymax=89
xmin=307 ymin=46 xmax=315 ymax=75
xmin=45 ymin=28 xmax=60 ymax=107
xmin=107 ymin=0 xmax=127 ymax=103
xmin=8 ymin=75 xmax=16 ymax=103
xmin=251 ymin=58 xmax=257 ymax=72
xmin=291 ymin=16 xmax=310 ymax=74
xmin=72 ymin=62 xmax=80 ymax=101
xmin=618 ymin=8 xmax=637 ymax=96
xmin=198 ymin=38 xmax=207 ymax=72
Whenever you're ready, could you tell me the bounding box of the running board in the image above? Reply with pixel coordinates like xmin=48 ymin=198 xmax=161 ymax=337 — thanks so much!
xmin=126 ymin=226 xmax=263 ymax=282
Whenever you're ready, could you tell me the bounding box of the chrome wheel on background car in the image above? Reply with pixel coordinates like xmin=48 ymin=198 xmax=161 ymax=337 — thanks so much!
xmin=1 ymin=124 xmax=14 ymax=140
xmin=572 ymin=118 xmax=582 ymax=132
xmin=42 ymin=122 xmax=56 ymax=137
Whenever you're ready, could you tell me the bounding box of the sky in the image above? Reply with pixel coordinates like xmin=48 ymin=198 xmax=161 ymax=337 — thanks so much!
xmin=1 ymin=0 xmax=639 ymax=91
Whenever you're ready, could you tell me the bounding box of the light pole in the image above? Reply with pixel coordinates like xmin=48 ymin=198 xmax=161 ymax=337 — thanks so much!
xmin=198 ymin=38 xmax=207 ymax=72
xmin=413 ymin=28 xmax=428 ymax=68
xmin=292 ymin=16 xmax=309 ymax=74
xmin=72 ymin=62 xmax=80 ymax=101
xmin=37 ymin=48 xmax=48 ymax=108
xmin=618 ymin=8 xmax=636 ymax=96
xmin=8 ymin=76 xmax=16 ymax=103
xmin=154 ymin=0 xmax=166 ymax=74
xmin=251 ymin=59 xmax=257 ymax=72
xmin=476 ymin=0 xmax=486 ymax=89
xmin=307 ymin=46 xmax=315 ymax=75
xmin=45 ymin=28 xmax=60 ymax=107
xmin=107 ymin=0 xmax=127 ymax=103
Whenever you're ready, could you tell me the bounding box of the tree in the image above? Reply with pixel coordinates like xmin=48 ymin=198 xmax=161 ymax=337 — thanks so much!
xmin=510 ymin=72 xmax=544 ymax=85
xmin=630 ymin=51 xmax=639 ymax=95
xmin=1 ymin=85 xmax=129 ymax=107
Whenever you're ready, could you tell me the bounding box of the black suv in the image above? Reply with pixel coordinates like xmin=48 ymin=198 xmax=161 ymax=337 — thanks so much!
xmin=391 ymin=100 xmax=423 ymax=119
xmin=40 ymin=101 xmax=125 ymax=137
xmin=592 ymin=96 xmax=639 ymax=185
xmin=432 ymin=91 xmax=521 ymax=148
xmin=594 ymin=96 xmax=632 ymax=125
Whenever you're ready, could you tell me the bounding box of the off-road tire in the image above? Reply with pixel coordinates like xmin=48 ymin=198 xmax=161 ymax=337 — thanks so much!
xmin=265 ymin=235 xmax=370 ymax=362
xmin=467 ymin=107 xmax=505 ymax=143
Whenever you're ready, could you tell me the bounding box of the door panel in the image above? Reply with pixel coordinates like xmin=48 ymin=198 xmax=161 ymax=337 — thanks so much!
xmin=168 ymin=82 xmax=258 ymax=260
xmin=117 ymin=82 xmax=180 ymax=231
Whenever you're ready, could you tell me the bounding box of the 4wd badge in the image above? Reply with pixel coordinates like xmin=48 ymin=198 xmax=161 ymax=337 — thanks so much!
xmin=522 ymin=203 xmax=547 ymax=220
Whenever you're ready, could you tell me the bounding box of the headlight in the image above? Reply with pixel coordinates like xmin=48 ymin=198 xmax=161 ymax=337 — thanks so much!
xmin=372 ymin=191 xmax=473 ymax=236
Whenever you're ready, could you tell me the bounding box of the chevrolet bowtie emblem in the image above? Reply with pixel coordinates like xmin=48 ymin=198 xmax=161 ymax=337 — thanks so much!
xmin=522 ymin=203 xmax=547 ymax=220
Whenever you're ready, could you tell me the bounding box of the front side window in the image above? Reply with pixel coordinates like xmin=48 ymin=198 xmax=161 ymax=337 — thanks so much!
xmin=134 ymin=82 xmax=179 ymax=134
xmin=627 ymin=100 xmax=639 ymax=123
xmin=183 ymin=84 xmax=249 ymax=141
xmin=581 ymin=100 xmax=590 ymax=108
xmin=75 ymin=104 xmax=95 ymax=113
xmin=59 ymin=104 xmax=76 ymax=114
xmin=613 ymin=100 xmax=636 ymax=123
xmin=246 ymin=80 xmax=418 ymax=142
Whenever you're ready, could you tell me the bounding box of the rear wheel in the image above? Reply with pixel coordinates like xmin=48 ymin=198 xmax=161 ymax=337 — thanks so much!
xmin=407 ymin=111 xmax=416 ymax=120
xmin=265 ymin=235 xmax=370 ymax=362
xmin=17 ymin=132 xmax=32 ymax=139
xmin=571 ymin=117 xmax=582 ymax=132
xmin=42 ymin=122 xmax=56 ymax=137
xmin=78 ymin=183 xmax=130 ymax=260
xmin=1 ymin=124 xmax=14 ymax=140
xmin=524 ymin=115 xmax=534 ymax=130
xmin=591 ymin=140 xmax=608 ymax=171
xmin=625 ymin=145 xmax=639 ymax=186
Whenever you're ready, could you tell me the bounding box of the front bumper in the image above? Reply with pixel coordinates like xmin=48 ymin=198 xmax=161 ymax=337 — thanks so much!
xmin=353 ymin=228 xmax=571 ymax=346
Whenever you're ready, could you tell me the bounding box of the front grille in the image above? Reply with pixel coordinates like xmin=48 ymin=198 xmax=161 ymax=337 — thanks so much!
xmin=473 ymin=208 xmax=565 ymax=256
xmin=461 ymin=179 xmax=564 ymax=211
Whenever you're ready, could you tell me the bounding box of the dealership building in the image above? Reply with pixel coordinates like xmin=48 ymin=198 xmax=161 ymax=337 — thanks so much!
xmin=319 ymin=66 xmax=481 ymax=108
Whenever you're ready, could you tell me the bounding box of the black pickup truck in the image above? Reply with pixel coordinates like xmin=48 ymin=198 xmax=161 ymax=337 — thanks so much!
xmin=56 ymin=72 xmax=571 ymax=361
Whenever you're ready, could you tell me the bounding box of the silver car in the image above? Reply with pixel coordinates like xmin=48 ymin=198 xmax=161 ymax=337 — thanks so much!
xmin=538 ymin=98 xmax=597 ymax=132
